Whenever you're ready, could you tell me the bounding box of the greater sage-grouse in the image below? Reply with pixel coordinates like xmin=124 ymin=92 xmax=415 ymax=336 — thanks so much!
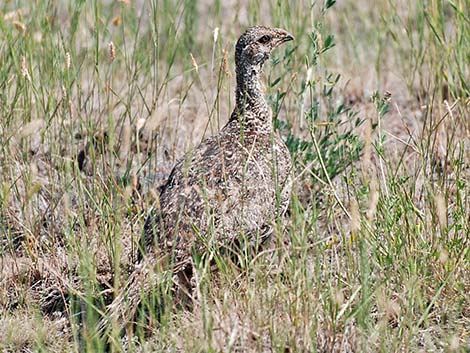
xmin=105 ymin=26 xmax=294 ymax=329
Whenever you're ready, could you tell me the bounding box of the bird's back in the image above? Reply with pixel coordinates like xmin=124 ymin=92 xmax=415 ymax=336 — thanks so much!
xmin=144 ymin=118 xmax=291 ymax=270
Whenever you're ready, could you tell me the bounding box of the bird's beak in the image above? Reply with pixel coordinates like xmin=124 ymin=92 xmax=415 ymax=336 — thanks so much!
xmin=283 ymin=33 xmax=295 ymax=42
xmin=275 ymin=32 xmax=295 ymax=47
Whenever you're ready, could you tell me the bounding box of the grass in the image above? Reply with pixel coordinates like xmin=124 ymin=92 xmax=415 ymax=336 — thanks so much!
xmin=1 ymin=0 xmax=469 ymax=352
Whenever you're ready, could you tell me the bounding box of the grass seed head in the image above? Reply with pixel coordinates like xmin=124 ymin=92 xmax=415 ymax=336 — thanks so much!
xmin=222 ymin=49 xmax=230 ymax=77
xmin=65 ymin=52 xmax=71 ymax=69
xmin=366 ymin=177 xmax=379 ymax=223
xmin=62 ymin=193 xmax=70 ymax=217
xmin=361 ymin=119 xmax=373 ymax=175
xmin=434 ymin=192 xmax=447 ymax=228
xmin=113 ymin=15 xmax=121 ymax=26
xmin=306 ymin=67 xmax=313 ymax=84
xmin=13 ymin=21 xmax=26 ymax=34
xmin=190 ymin=53 xmax=199 ymax=73
xmin=61 ymin=85 xmax=67 ymax=100
xmin=20 ymin=55 xmax=31 ymax=81
xmin=350 ymin=198 xmax=361 ymax=237
xmin=150 ymin=189 xmax=161 ymax=211
xmin=108 ymin=41 xmax=116 ymax=62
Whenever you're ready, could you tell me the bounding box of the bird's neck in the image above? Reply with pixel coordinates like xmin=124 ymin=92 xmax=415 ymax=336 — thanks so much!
xmin=231 ymin=65 xmax=271 ymax=133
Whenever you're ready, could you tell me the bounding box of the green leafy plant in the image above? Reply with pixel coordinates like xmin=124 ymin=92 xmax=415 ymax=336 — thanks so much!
xmin=270 ymin=2 xmax=367 ymax=189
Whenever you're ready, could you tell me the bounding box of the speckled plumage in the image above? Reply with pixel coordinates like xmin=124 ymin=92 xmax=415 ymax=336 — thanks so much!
xmin=104 ymin=26 xmax=294 ymax=329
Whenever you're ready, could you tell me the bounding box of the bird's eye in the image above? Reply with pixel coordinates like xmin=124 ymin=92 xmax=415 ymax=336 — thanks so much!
xmin=258 ymin=35 xmax=271 ymax=44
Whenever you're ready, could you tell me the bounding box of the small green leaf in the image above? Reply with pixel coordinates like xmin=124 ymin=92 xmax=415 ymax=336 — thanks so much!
xmin=270 ymin=77 xmax=281 ymax=87
xmin=325 ymin=0 xmax=336 ymax=10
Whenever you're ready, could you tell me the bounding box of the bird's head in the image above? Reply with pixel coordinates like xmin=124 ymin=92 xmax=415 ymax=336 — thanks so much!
xmin=235 ymin=26 xmax=294 ymax=70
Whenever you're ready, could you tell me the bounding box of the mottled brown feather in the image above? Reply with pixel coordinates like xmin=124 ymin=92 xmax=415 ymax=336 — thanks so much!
xmin=102 ymin=26 xmax=294 ymax=332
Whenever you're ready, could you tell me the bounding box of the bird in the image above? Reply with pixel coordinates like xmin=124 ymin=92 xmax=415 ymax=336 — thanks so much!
xmin=102 ymin=25 xmax=294 ymax=333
